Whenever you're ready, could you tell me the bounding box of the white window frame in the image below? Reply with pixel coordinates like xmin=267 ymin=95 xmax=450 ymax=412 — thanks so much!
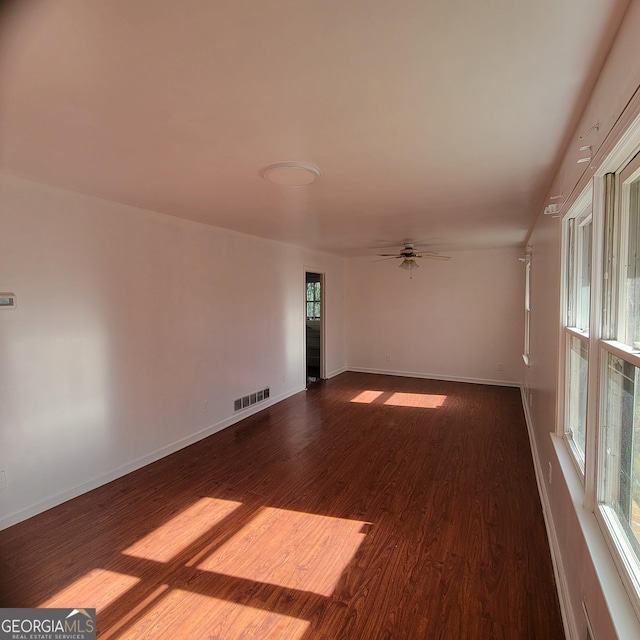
xmin=589 ymin=116 xmax=640 ymax=617
xmin=615 ymin=153 xmax=640 ymax=350
xmin=523 ymin=253 xmax=531 ymax=366
xmin=560 ymin=184 xmax=593 ymax=479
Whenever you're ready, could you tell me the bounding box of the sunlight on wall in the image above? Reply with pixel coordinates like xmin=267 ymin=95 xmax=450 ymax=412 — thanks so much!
xmin=198 ymin=507 xmax=368 ymax=596
xmin=39 ymin=569 xmax=140 ymax=612
xmin=123 ymin=590 xmax=310 ymax=640
xmin=383 ymin=392 xmax=447 ymax=408
xmin=350 ymin=390 xmax=384 ymax=403
xmin=123 ymin=497 xmax=242 ymax=563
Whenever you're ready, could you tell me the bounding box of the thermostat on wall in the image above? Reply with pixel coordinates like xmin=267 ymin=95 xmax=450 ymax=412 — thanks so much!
xmin=0 ymin=293 xmax=16 ymax=309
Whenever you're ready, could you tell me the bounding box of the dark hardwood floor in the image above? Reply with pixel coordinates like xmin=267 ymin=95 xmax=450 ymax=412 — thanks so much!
xmin=0 ymin=372 xmax=565 ymax=639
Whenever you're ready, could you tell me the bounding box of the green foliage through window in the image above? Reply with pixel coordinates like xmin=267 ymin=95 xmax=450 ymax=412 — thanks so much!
xmin=306 ymin=281 xmax=321 ymax=320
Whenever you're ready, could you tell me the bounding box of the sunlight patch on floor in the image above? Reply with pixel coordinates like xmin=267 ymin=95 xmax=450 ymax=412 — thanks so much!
xmin=383 ymin=392 xmax=446 ymax=408
xmin=350 ymin=390 xmax=447 ymax=408
xmin=198 ymin=507 xmax=368 ymax=596
xmin=39 ymin=569 xmax=140 ymax=612
xmin=122 ymin=589 xmax=310 ymax=640
xmin=123 ymin=497 xmax=242 ymax=562
xmin=350 ymin=390 xmax=384 ymax=403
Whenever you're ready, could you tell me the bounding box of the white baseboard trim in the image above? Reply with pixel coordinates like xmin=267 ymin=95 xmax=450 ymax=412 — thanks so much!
xmin=0 ymin=385 xmax=305 ymax=531
xmin=520 ymin=387 xmax=577 ymax=639
xmin=326 ymin=366 xmax=347 ymax=379
xmin=347 ymin=366 xmax=521 ymax=388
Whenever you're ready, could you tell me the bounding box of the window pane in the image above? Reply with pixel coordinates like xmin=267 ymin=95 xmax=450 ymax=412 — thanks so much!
xmin=623 ymin=177 xmax=640 ymax=348
xmin=566 ymin=219 xmax=575 ymax=326
xmin=524 ymin=261 xmax=531 ymax=359
xmin=577 ymin=219 xmax=592 ymax=332
xmin=600 ymin=351 xmax=640 ymax=578
xmin=566 ymin=335 xmax=588 ymax=471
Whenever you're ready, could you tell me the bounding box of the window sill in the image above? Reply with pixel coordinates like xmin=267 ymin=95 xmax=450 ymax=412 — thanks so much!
xmin=601 ymin=339 xmax=640 ymax=365
xmin=566 ymin=326 xmax=590 ymax=339
xmin=562 ymin=433 xmax=586 ymax=482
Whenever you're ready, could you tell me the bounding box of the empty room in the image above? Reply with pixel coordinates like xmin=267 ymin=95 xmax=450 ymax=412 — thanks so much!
xmin=2 ymin=1 xmax=640 ymax=638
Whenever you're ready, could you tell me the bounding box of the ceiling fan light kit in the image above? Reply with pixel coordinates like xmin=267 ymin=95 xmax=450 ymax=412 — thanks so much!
xmin=375 ymin=242 xmax=451 ymax=277
xmin=399 ymin=258 xmax=419 ymax=270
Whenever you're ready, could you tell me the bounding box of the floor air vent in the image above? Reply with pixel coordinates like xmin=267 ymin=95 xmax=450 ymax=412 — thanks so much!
xmin=234 ymin=387 xmax=270 ymax=412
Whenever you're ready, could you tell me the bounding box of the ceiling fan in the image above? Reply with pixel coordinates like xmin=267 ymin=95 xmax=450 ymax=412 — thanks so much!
xmin=374 ymin=242 xmax=450 ymax=276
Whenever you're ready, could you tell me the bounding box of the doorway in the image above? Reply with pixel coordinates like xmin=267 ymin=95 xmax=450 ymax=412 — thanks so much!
xmin=305 ymin=271 xmax=324 ymax=385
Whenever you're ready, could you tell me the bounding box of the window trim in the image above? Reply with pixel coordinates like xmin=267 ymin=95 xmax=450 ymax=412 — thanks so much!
xmin=591 ymin=134 xmax=640 ymax=620
xmin=596 ymin=341 xmax=640 ymax=609
xmin=615 ymin=152 xmax=640 ymax=349
xmin=523 ymin=253 xmax=532 ymax=366
xmin=560 ymin=183 xmax=594 ymax=480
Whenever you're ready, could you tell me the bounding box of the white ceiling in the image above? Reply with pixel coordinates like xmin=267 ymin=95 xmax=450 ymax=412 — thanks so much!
xmin=0 ymin=0 xmax=631 ymax=256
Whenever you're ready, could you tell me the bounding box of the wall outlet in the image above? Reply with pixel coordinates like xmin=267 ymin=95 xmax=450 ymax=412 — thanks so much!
xmin=0 ymin=470 xmax=6 ymax=490
xmin=497 ymin=362 xmax=504 ymax=371
xmin=201 ymin=400 xmax=208 ymax=413
xmin=386 ymin=354 xmax=391 ymax=362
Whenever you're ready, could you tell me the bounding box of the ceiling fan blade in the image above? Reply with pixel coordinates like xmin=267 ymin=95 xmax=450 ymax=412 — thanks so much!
xmin=372 ymin=256 xmax=401 ymax=262
xmin=377 ymin=253 xmax=402 ymax=257
xmin=418 ymin=254 xmax=450 ymax=261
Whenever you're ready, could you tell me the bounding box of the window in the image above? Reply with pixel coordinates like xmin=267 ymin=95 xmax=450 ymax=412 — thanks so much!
xmin=565 ymin=197 xmax=593 ymax=333
xmin=562 ymin=187 xmax=593 ymax=475
xmin=578 ymin=217 xmax=593 ymax=331
xmin=559 ymin=115 xmax=640 ymax=618
xmin=598 ymin=150 xmax=640 ymax=602
xmin=600 ymin=351 xmax=640 ymax=564
xmin=306 ymin=280 xmax=321 ymax=321
xmin=619 ymin=156 xmax=640 ymax=350
xmin=566 ymin=334 xmax=589 ymax=467
xmin=523 ymin=251 xmax=532 ymax=365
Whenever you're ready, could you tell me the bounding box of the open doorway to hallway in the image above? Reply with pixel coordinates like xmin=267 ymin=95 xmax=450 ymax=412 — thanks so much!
xmin=305 ymin=271 xmax=324 ymax=386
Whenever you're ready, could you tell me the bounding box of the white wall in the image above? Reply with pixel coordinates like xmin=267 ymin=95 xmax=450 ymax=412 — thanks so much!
xmin=0 ymin=174 xmax=346 ymax=529
xmin=345 ymin=248 xmax=524 ymax=386
xmin=524 ymin=1 xmax=640 ymax=638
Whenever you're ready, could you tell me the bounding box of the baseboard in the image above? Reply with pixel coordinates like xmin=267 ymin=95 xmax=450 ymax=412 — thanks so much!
xmin=326 ymin=366 xmax=347 ymax=379
xmin=0 ymin=385 xmax=306 ymax=531
xmin=520 ymin=387 xmax=578 ymax=640
xmin=347 ymin=366 xmax=521 ymax=388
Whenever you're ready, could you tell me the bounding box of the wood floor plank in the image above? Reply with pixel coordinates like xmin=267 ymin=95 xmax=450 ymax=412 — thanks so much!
xmin=0 ymin=372 xmax=565 ymax=639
